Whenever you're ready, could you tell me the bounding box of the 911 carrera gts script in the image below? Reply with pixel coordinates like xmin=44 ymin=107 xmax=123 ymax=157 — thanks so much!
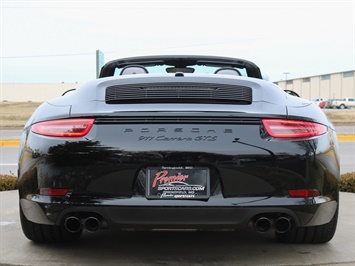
xmin=139 ymin=136 xmax=217 ymax=141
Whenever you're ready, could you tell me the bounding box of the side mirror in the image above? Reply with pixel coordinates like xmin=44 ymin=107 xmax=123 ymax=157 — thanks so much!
xmin=62 ymin=89 xmax=76 ymax=96
xmin=284 ymin=90 xmax=300 ymax=97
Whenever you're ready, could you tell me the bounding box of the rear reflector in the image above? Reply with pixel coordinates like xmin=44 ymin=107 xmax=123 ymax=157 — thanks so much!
xmin=288 ymin=189 xmax=320 ymax=197
xmin=39 ymin=188 xmax=68 ymax=196
xmin=262 ymin=119 xmax=327 ymax=139
xmin=32 ymin=118 xmax=94 ymax=137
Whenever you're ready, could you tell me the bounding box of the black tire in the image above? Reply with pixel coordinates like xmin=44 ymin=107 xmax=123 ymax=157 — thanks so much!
xmin=275 ymin=209 xmax=338 ymax=244
xmin=20 ymin=205 xmax=82 ymax=242
xmin=340 ymin=104 xmax=346 ymax=109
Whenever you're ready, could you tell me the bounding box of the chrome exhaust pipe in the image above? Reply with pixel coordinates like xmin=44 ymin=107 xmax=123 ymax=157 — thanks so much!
xmin=64 ymin=216 xmax=81 ymax=233
xmin=255 ymin=217 xmax=272 ymax=233
xmin=275 ymin=217 xmax=292 ymax=233
xmin=84 ymin=217 xmax=100 ymax=232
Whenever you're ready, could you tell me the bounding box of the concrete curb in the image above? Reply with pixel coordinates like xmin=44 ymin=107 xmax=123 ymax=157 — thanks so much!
xmin=1 ymin=135 xmax=354 ymax=147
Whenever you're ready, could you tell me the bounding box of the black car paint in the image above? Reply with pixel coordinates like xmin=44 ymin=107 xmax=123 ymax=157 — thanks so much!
xmin=18 ymin=56 xmax=340 ymax=242
xmin=19 ymin=115 xmax=339 ymax=226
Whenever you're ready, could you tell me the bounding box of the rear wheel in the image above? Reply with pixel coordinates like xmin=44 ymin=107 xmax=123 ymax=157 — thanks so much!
xmin=20 ymin=205 xmax=82 ymax=242
xmin=275 ymin=209 xmax=338 ymax=243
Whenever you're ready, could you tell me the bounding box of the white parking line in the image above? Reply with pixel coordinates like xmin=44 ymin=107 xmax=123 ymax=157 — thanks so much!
xmin=0 ymin=221 xmax=15 ymax=226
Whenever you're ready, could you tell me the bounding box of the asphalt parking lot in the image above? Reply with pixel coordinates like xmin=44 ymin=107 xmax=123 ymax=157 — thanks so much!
xmin=0 ymin=190 xmax=354 ymax=266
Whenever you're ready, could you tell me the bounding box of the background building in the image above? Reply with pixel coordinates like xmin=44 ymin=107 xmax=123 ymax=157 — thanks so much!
xmin=275 ymin=70 xmax=355 ymax=100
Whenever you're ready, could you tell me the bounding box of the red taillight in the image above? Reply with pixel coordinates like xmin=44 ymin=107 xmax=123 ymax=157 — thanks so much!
xmin=39 ymin=188 xmax=68 ymax=196
xmin=288 ymin=189 xmax=320 ymax=197
xmin=32 ymin=118 xmax=94 ymax=137
xmin=262 ymin=119 xmax=327 ymax=139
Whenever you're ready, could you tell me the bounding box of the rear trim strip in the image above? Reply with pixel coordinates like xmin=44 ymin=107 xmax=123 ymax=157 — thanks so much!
xmin=94 ymin=117 xmax=262 ymax=125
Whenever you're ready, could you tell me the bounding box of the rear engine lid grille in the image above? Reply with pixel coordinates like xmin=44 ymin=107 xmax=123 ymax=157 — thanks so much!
xmin=105 ymin=83 xmax=252 ymax=104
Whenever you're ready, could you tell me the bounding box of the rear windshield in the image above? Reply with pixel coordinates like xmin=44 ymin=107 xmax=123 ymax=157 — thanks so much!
xmin=113 ymin=65 xmax=248 ymax=76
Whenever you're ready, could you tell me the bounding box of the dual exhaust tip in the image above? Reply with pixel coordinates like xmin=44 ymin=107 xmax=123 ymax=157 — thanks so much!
xmin=64 ymin=214 xmax=291 ymax=234
xmin=254 ymin=216 xmax=292 ymax=234
xmin=64 ymin=216 xmax=100 ymax=233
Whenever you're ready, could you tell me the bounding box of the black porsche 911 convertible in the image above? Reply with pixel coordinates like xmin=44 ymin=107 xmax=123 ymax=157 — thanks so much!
xmin=18 ymin=55 xmax=340 ymax=243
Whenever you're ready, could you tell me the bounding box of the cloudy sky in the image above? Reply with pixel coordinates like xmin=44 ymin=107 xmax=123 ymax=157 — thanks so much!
xmin=1 ymin=0 xmax=354 ymax=83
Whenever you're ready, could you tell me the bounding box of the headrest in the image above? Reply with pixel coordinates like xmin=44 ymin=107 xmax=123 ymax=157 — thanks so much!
xmin=120 ymin=65 xmax=149 ymax=75
xmin=214 ymin=67 xmax=241 ymax=76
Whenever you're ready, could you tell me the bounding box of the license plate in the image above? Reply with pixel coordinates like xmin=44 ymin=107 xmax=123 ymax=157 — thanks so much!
xmin=146 ymin=166 xmax=210 ymax=199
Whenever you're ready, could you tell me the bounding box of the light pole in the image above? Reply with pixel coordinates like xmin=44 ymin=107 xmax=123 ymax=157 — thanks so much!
xmin=283 ymin=72 xmax=290 ymax=89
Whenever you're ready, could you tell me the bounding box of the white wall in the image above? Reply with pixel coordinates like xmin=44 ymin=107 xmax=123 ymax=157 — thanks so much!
xmin=0 ymin=83 xmax=80 ymax=102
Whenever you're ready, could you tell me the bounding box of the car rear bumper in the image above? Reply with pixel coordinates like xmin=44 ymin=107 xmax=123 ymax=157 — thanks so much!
xmin=20 ymin=194 xmax=338 ymax=230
